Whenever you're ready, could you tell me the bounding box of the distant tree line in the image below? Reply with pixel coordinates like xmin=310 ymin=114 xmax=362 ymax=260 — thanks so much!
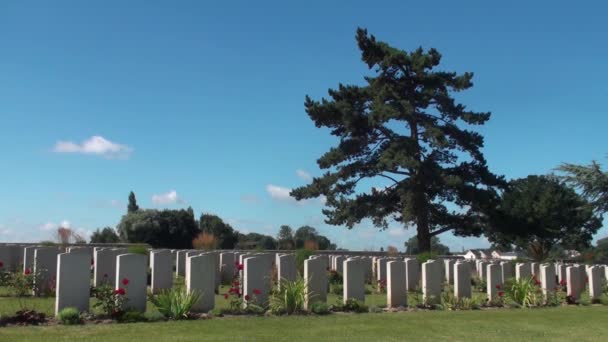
xmin=89 ymin=191 xmax=338 ymax=250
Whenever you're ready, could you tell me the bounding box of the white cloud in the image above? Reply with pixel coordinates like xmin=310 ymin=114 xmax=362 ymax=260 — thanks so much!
xmin=151 ymin=190 xmax=185 ymax=205
xmin=266 ymin=184 xmax=294 ymax=202
xmin=38 ymin=219 xmax=70 ymax=231
xmin=40 ymin=222 xmax=57 ymax=231
xmin=296 ymin=169 xmax=312 ymax=182
xmin=266 ymin=184 xmax=326 ymax=206
xmin=387 ymin=228 xmax=405 ymax=237
xmin=53 ymin=136 xmax=132 ymax=159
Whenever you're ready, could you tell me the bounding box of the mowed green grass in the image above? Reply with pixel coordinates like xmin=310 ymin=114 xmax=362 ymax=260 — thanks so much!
xmin=0 ymin=285 xmax=399 ymax=317
xmin=0 ymin=306 xmax=606 ymax=341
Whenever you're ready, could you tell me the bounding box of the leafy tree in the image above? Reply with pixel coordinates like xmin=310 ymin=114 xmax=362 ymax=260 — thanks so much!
xmin=117 ymin=209 xmax=199 ymax=249
xmin=291 ymin=28 xmax=504 ymax=252
xmin=404 ymin=236 xmax=449 ymax=255
xmin=558 ymin=160 xmax=608 ymax=214
xmin=486 ymin=175 xmax=602 ymax=261
xmin=293 ymin=226 xmax=336 ymax=250
xmin=199 ymin=214 xmax=238 ymax=249
xmin=277 ymin=225 xmax=295 ymax=250
xmin=236 ymin=233 xmax=277 ymax=250
xmin=90 ymin=227 xmax=120 ymax=243
xmin=294 ymin=226 xmax=319 ymax=249
xmin=128 ymin=191 xmax=139 ymax=213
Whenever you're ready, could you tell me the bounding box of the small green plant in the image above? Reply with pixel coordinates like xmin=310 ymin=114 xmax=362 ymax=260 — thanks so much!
xmin=472 ymin=276 xmax=486 ymax=293
xmin=117 ymin=310 xmax=147 ymax=323
xmin=331 ymin=283 xmax=343 ymax=295
xmin=577 ymin=291 xmax=592 ymax=306
xmin=144 ymin=311 xmax=165 ymax=322
xmin=57 ymin=307 xmax=83 ymax=325
xmin=504 ymin=277 xmax=542 ymax=308
xmin=269 ymin=278 xmax=308 ymax=315
xmin=545 ymin=282 xmax=568 ymax=306
xmin=295 ymin=249 xmax=315 ymax=276
xmin=343 ymin=298 xmax=368 ymax=313
xmin=408 ymin=289 xmax=423 ymax=308
xmin=150 ymin=287 xmax=202 ymax=319
xmin=310 ymin=302 xmax=331 ymax=315
xmin=91 ymin=280 xmax=128 ymax=318
xmin=328 ymin=270 xmax=343 ymax=285
xmin=599 ymin=293 xmax=608 ymax=305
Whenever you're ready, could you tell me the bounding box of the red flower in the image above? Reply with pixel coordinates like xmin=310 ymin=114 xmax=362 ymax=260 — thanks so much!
xmin=114 ymin=288 xmax=126 ymax=296
xmin=245 ymin=294 xmax=250 ymax=301
xmin=495 ymin=284 xmax=501 ymax=290
xmin=253 ymin=289 xmax=261 ymax=295
xmin=498 ymin=291 xmax=504 ymax=297
xmin=122 ymin=278 xmax=129 ymax=286
xmin=223 ymin=293 xmax=229 ymax=299
xmin=534 ymin=280 xmax=541 ymax=286
xmin=0 ymin=261 xmax=4 ymax=268
xmin=560 ymin=279 xmax=567 ymax=286
xmin=24 ymin=268 xmax=31 ymax=275
xmin=237 ymin=264 xmax=244 ymax=271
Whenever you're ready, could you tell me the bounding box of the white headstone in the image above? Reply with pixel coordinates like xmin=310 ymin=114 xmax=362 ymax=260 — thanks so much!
xmin=487 ymin=264 xmax=502 ymax=300
xmin=55 ymin=252 xmax=90 ymax=315
xmin=243 ymin=256 xmax=272 ymax=307
xmin=343 ymin=258 xmax=365 ymax=303
xmin=404 ymin=258 xmax=420 ymax=291
xmin=186 ymin=253 xmax=216 ymax=312
xmin=304 ymin=257 xmax=327 ymax=309
xmin=116 ymin=254 xmax=147 ymax=312
xmin=454 ymin=261 xmax=471 ymax=299
xmin=387 ymin=260 xmax=406 ymax=308
xmin=277 ymin=254 xmax=297 ymax=286
xmin=422 ymin=260 xmax=442 ymax=304
xmin=33 ymin=247 xmax=60 ymax=295
xmin=150 ymin=250 xmax=173 ymax=293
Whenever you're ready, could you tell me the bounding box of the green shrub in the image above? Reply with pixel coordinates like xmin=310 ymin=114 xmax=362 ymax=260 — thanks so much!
xmin=328 ymin=270 xmax=343 ymax=285
xmin=440 ymin=286 xmax=481 ymax=310
xmin=343 ymin=298 xmax=368 ymax=313
xmin=150 ymin=287 xmax=202 ymax=319
xmin=577 ymin=291 xmax=592 ymax=306
xmin=416 ymin=252 xmax=437 ymax=264
xmin=310 ymin=302 xmax=331 ymax=315
xmin=269 ymin=278 xmax=307 ymax=315
xmin=331 ymin=284 xmax=343 ymax=295
xmin=128 ymin=245 xmax=148 ymax=255
xmin=295 ymin=249 xmax=315 ymax=276
xmin=369 ymin=306 xmax=383 ymax=313
xmin=118 ymin=310 xmax=147 ymax=323
xmin=504 ymin=277 xmax=542 ymax=308
xmin=57 ymin=307 xmax=83 ymax=325
xmin=599 ymin=294 xmax=608 ymax=305
xmin=144 ymin=311 xmax=165 ymax=322
xmin=209 ymin=308 xmax=224 ymax=317
xmin=472 ymin=276 xmax=486 ymax=293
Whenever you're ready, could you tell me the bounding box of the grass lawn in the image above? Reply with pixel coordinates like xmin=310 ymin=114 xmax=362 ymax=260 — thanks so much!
xmin=0 ymin=306 xmax=605 ymax=341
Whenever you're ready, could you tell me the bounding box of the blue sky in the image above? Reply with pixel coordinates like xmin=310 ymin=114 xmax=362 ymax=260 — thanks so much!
xmin=1 ymin=0 xmax=607 ymax=251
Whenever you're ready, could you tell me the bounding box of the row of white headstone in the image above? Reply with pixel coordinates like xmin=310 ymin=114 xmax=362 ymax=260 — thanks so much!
xmin=2 ymin=245 xmax=607 ymax=316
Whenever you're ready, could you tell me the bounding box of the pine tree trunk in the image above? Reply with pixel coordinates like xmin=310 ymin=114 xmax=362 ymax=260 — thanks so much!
xmin=417 ymin=214 xmax=431 ymax=253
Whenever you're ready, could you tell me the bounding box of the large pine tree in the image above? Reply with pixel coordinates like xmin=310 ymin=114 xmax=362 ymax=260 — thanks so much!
xmin=291 ymin=28 xmax=505 ymax=252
